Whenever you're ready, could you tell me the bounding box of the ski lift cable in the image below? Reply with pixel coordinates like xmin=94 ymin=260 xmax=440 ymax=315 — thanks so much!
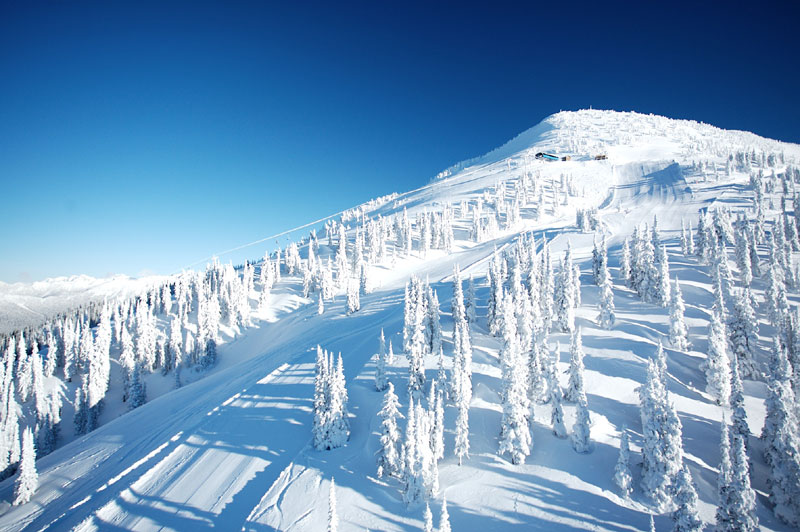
xmin=177 ymin=208 xmax=348 ymax=273
xmin=174 ymin=160 xmax=501 ymax=274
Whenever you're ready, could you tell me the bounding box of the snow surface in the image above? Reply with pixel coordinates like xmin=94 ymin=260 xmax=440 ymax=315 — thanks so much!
xmin=2 ymin=109 xmax=800 ymax=531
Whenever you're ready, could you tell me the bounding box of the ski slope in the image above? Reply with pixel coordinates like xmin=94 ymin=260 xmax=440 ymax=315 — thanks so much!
xmin=2 ymin=109 xmax=800 ymax=531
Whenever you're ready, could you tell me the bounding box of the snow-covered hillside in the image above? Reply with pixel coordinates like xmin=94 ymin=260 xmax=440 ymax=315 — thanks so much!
xmin=2 ymin=109 xmax=800 ymax=531
xmin=0 ymin=275 xmax=166 ymax=335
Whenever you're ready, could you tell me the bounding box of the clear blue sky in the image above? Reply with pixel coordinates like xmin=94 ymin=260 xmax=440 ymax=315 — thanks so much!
xmin=1 ymin=1 xmax=798 ymax=282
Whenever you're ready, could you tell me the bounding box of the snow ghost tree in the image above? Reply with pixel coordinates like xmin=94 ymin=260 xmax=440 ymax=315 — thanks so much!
xmin=565 ymin=329 xmax=587 ymax=403
xmin=671 ymin=466 xmax=703 ymax=532
xmin=668 ymin=277 xmax=690 ymax=351
xmin=328 ymin=477 xmax=338 ymax=532
xmin=571 ymin=396 xmax=592 ymax=453
xmin=313 ymin=347 xmax=350 ymax=451
xmin=704 ymin=306 xmax=731 ymax=406
xmin=639 ymin=343 xmax=684 ymax=511
xmin=13 ymin=427 xmax=37 ymax=506
xmin=375 ymin=329 xmax=388 ymax=392
xmin=613 ymin=428 xmax=633 ymax=497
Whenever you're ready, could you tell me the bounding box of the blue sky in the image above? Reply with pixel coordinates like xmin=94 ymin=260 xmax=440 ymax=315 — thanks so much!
xmin=1 ymin=1 xmax=798 ymax=282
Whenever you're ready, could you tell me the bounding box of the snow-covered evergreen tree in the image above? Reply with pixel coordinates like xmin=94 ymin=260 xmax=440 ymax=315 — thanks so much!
xmin=571 ymin=396 xmax=592 ymax=453
xmin=375 ymin=329 xmax=388 ymax=392
xmin=402 ymin=398 xmax=423 ymax=505
xmin=465 ymin=274 xmax=477 ymax=324
xmin=327 ymin=354 xmax=351 ymax=449
xmin=762 ymin=338 xmax=800 ymax=525
xmin=671 ymin=466 xmax=703 ymax=532
xmin=439 ymin=497 xmax=451 ymax=532
xmin=498 ymin=294 xmax=531 ymax=464
xmin=592 ymin=233 xmax=608 ymax=286
xmin=565 ymin=329 xmax=586 ymax=403
xmin=652 ymin=243 xmax=671 ymax=306
xmin=328 ymin=477 xmax=338 ymax=532
xmin=704 ymin=307 xmax=731 ymax=406
xmin=423 ymin=502 xmax=433 ymax=532
xmin=613 ymin=428 xmax=633 ymax=497
xmin=430 ymin=382 xmax=445 ymax=462
xmin=597 ymin=270 xmax=616 ymax=329
xmin=727 ymin=432 xmax=758 ymax=531
xmin=346 ymin=277 xmax=360 ymax=314
xmin=619 ymin=237 xmax=632 ymax=284
xmin=426 ymin=286 xmax=442 ymax=356
xmin=668 ymin=277 xmax=690 ymax=351
xmin=715 ymin=418 xmax=733 ymax=529
xmin=128 ymin=360 xmax=147 ymax=410
xmin=12 ymin=427 xmax=37 ymax=506
xmin=452 ymin=265 xmax=465 ymax=324
xmin=547 ymin=348 xmax=567 ymax=438
xmin=729 ymin=354 xmax=749 ymax=440
xmin=554 ymin=259 xmax=576 ymax=333
xmin=729 ymin=287 xmax=759 ymax=379
xmin=718 ymin=417 xmax=758 ymax=532
xmin=377 ymin=382 xmax=402 ymax=478
xmin=639 ymin=343 xmax=684 ymax=511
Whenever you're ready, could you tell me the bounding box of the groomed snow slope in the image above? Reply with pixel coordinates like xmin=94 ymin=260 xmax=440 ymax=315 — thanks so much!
xmin=2 ymin=109 xmax=800 ymax=531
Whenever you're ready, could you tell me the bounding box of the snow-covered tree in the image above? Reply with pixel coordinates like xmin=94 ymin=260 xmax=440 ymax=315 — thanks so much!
xmin=547 ymin=348 xmax=567 ymax=438
xmin=614 ymin=428 xmax=633 ymax=497
xmin=668 ymin=277 xmax=690 ymax=351
xmin=704 ymin=308 xmax=731 ymax=406
xmin=639 ymin=343 xmax=684 ymax=511
xmin=12 ymin=427 xmax=37 ymax=505
xmin=715 ymin=418 xmax=733 ymax=529
xmin=375 ymin=329 xmax=388 ymax=392
xmin=402 ymin=399 xmax=438 ymax=504
xmin=717 ymin=417 xmax=758 ymax=532
xmin=377 ymin=382 xmax=402 ymax=478
xmin=554 ymin=251 xmax=576 ymax=333
xmin=565 ymin=329 xmax=586 ymax=403
xmin=313 ymin=347 xmax=350 ymax=450
xmin=465 ymin=274 xmax=477 ymax=324
xmin=328 ymin=477 xmax=338 ymax=532
xmin=652 ymin=243 xmax=671 ymax=306
xmin=427 ymin=380 xmax=445 ymax=463
xmin=619 ymin=237 xmax=632 ymax=284
xmin=328 ymin=354 xmax=350 ymax=449
xmin=346 ymin=277 xmax=360 ymax=314
xmin=571 ymin=397 xmax=592 ymax=453
xmin=729 ymin=287 xmax=759 ymax=379
xmin=452 ymin=265 xmax=465 ymax=324
xmin=498 ymin=294 xmax=531 ymax=464
xmin=762 ymin=338 xmax=800 ymax=525
xmin=671 ymin=466 xmax=703 ymax=532
xmin=128 ymin=360 xmax=147 ymax=410
xmin=423 ymin=502 xmax=433 ymax=532
xmin=426 ymin=286 xmax=442 ymax=356
xmin=597 ymin=271 xmax=616 ymax=329
xmin=439 ymin=497 xmax=451 ymax=532
xmin=729 ymin=354 xmax=749 ymax=440
xmin=592 ymin=233 xmax=608 ymax=286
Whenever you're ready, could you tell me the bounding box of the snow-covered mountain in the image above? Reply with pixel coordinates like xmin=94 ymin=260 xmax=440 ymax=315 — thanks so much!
xmin=0 ymin=275 xmax=167 ymax=335
xmin=2 ymin=109 xmax=800 ymax=531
